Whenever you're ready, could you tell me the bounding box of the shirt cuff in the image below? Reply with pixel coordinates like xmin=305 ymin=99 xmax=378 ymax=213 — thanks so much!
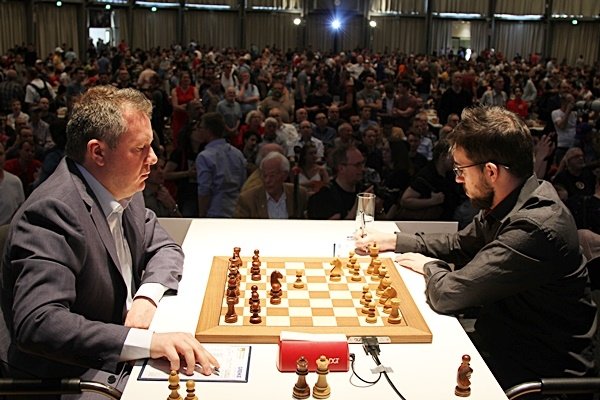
xmin=119 ymin=328 xmax=153 ymax=361
xmin=134 ymin=283 xmax=168 ymax=307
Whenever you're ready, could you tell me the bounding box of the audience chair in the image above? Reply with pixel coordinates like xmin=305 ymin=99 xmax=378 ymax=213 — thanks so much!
xmin=0 ymin=224 xmax=121 ymax=399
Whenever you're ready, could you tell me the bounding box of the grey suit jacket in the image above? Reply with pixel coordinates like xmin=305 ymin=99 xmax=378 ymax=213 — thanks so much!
xmin=234 ymin=183 xmax=308 ymax=219
xmin=0 ymin=158 xmax=184 ymax=379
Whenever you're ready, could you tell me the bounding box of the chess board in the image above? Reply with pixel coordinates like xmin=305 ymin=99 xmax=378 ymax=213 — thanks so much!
xmin=195 ymin=256 xmax=432 ymax=344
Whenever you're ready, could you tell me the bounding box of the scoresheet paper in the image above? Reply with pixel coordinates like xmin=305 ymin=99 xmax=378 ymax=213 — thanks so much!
xmin=138 ymin=344 xmax=251 ymax=383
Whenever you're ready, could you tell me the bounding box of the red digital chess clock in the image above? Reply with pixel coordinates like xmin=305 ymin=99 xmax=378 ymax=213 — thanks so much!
xmin=277 ymin=333 xmax=350 ymax=372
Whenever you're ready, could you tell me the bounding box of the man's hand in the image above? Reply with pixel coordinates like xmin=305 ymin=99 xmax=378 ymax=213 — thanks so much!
xmin=124 ymin=297 xmax=157 ymax=329
xmin=150 ymin=333 xmax=220 ymax=376
xmin=395 ymin=252 xmax=440 ymax=275
xmin=354 ymin=229 xmax=397 ymax=255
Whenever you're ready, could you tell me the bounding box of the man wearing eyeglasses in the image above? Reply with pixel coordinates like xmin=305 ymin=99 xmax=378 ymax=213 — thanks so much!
xmin=307 ymin=144 xmax=372 ymax=220
xmin=356 ymin=106 xmax=596 ymax=391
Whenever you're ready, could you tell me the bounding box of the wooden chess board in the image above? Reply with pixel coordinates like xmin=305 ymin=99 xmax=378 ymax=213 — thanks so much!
xmin=195 ymin=256 xmax=432 ymax=344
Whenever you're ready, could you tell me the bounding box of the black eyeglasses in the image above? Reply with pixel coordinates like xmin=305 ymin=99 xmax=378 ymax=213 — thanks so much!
xmin=342 ymin=160 xmax=365 ymax=168
xmin=453 ymin=161 xmax=510 ymax=177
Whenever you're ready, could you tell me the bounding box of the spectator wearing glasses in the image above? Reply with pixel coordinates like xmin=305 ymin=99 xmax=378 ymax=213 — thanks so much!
xmin=356 ymin=106 xmax=595 ymax=391
xmin=308 ymin=144 xmax=372 ymax=220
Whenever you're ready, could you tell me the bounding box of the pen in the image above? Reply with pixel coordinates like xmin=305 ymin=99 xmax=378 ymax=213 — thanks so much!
xmin=194 ymin=363 xmax=220 ymax=376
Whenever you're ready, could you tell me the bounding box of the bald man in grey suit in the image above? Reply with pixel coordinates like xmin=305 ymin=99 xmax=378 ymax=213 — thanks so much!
xmin=1 ymin=86 xmax=217 ymax=398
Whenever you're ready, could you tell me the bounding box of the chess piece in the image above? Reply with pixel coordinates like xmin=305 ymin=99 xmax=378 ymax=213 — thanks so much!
xmin=270 ymin=270 xmax=283 ymax=304
xmin=329 ymin=258 xmax=342 ymax=281
xmin=293 ymin=270 xmax=305 ymax=289
xmin=251 ymin=260 xmax=261 ymax=281
xmin=312 ymin=355 xmax=331 ymax=399
xmin=167 ymin=370 xmax=182 ymax=400
xmin=351 ymin=262 xmax=361 ymax=282
xmin=225 ymin=296 xmax=238 ymax=323
xmin=387 ymin=298 xmax=402 ymax=324
xmin=371 ymin=259 xmax=382 ymax=281
xmin=252 ymin=249 xmax=261 ymax=266
xmin=382 ymin=287 xmax=398 ymax=314
xmin=361 ymin=293 xmax=373 ymax=314
xmin=366 ymin=301 xmax=377 ymax=323
xmin=360 ymin=285 xmax=370 ymax=306
xmin=226 ymin=275 xmax=238 ymax=303
xmin=376 ymin=272 xmax=389 ymax=297
xmin=249 ymin=299 xmax=262 ymax=324
xmin=455 ymin=354 xmax=473 ymax=397
xmin=292 ymin=356 xmax=310 ymax=399
xmin=185 ymin=380 xmax=198 ymax=400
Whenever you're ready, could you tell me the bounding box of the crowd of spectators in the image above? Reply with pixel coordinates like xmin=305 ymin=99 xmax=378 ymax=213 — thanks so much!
xmin=0 ymin=40 xmax=599 ymax=244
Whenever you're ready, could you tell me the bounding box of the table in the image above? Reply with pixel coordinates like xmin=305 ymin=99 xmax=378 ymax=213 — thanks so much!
xmin=121 ymin=219 xmax=507 ymax=399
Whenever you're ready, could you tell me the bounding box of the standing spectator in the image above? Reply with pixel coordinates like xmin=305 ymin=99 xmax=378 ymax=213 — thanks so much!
xmin=356 ymin=74 xmax=382 ymax=119
xmin=196 ymin=112 xmax=246 ymax=217
xmin=216 ymin=86 xmax=242 ymax=141
xmin=0 ymin=142 xmax=25 ymax=224
xmin=437 ymin=72 xmax=472 ymax=125
xmin=236 ymin=70 xmax=260 ymax=118
xmin=65 ymin=67 xmax=87 ymax=105
xmin=305 ymin=81 xmax=333 ymax=121
xmin=29 ymin=105 xmax=51 ymax=149
xmin=171 ymin=71 xmax=200 ymax=146
xmin=480 ymin=76 xmax=507 ymax=107
xmin=551 ymin=94 xmax=577 ymax=165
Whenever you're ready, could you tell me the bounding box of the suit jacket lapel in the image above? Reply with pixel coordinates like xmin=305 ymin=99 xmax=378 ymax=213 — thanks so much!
xmin=66 ymin=159 xmax=121 ymax=274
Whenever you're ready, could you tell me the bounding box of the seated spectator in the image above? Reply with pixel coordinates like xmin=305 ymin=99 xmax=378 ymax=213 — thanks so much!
xmin=356 ymin=74 xmax=382 ymax=119
xmin=260 ymin=117 xmax=289 ymax=154
xmin=327 ymin=104 xmax=343 ymax=131
xmin=143 ymin=158 xmax=182 ymax=217
xmin=235 ymin=110 xmax=264 ymax=150
xmin=406 ymin=131 xmax=428 ymax=176
xmin=235 ymin=152 xmax=308 ymax=219
xmin=297 ymin=142 xmax=330 ymax=196
xmin=4 ymin=139 xmax=42 ymax=197
xmin=242 ymin=130 xmax=262 ymax=174
xmin=29 ymin=105 xmax=51 ymax=149
xmin=553 ymin=147 xmax=596 ymax=202
xmin=308 ymin=144 xmax=374 ymax=220
xmin=6 ymin=99 xmax=29 ymax=130
xmin=569 ymin=171 xmax=600 ymax=235
xmin=395 ymin=140 xmax=460 ymax=221
xmin=0 ymin=142 xmax=25 ymax=224
xmin=334 ymin=122 xmax=356 ymax=148
xmin=438 ymin=113 xmax=460 ymax=141
xmin=506 ymin=87 xmax=528 ymax=119
xmin=241 ymin=143 xmax=285 ymax=194
xmin=313 ymin=112 xmax=336 ymax=149
xmin=165 ymin=121 xmax=204 ymax=217
xmin=33 ymin=120 xmax=67 ymax=188
xmin=357 ymin=106 xmax=378 ymax=136
xmin=269 ymin=107 xmax=298 ymax=149
xmin=289 ymin=120 xmax=325 ymax=161
xmin=358 ymin=126 xmax=384 ymax=177
xmin=5 ymin=125 xmax=44 ymax=161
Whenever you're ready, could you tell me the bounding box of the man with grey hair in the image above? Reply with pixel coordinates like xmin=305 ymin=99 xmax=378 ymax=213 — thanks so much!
xmin=2 ymin=86 xmax=218 ymax=396
xmin=235 ymin=151 xmax=308 ymax=219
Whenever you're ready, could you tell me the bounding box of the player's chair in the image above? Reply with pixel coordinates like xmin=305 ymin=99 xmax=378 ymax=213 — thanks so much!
xmin=505 ymin=377 xmax=600 ymax=399
xmin=0 ymin=224 xmax=121 ymax=399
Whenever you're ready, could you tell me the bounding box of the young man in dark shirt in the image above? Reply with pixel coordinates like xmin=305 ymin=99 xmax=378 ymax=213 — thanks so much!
xmin=356 ymin=106 xmax=596 ymax=391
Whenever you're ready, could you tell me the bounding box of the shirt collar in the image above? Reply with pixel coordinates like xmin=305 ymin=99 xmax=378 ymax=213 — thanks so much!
xmin=76 ymin=163 xmax=131 ymax=218
xmin=266 ymin=190 xmax=286 ymax=204
xmin=485 ymin=177 xmax=529 ymax=223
